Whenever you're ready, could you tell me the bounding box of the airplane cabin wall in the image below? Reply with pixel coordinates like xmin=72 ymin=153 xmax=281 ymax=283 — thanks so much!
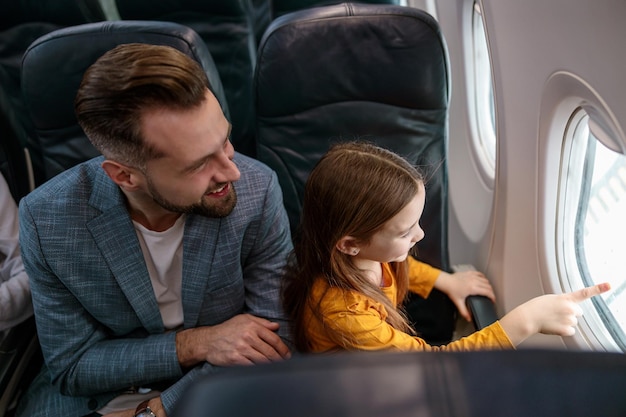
xmin=431 ymin=0 xmax=626 ymax=348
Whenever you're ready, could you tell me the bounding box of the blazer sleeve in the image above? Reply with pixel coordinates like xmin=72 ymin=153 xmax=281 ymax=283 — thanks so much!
xmin=239 ymin=169 xmax=293 ymax=345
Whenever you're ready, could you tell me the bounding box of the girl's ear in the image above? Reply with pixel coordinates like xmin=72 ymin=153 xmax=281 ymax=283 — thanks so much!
xmin=336 ymin=236 xmax=361 ymax=256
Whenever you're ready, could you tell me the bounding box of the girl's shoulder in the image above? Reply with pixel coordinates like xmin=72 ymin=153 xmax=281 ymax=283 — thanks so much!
xmin=311 ymin=278 xmax=384 ymax=314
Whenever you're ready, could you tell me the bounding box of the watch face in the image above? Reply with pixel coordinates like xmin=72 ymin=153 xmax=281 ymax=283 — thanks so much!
xmin=135 ymin=408 xmax=156 ymax=417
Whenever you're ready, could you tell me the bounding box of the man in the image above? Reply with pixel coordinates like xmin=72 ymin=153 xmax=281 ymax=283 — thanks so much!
xmin=17 ymin=43 xmax=292 ymax=417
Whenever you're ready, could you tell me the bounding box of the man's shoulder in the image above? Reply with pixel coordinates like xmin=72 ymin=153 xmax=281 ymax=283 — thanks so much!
xmin=234 ymin=152 xmax=273 ymax=176
xmin=22 ymin=157 xmax=105 ymax=206
xmin=233 ymin=152 xmax=277 ymax=190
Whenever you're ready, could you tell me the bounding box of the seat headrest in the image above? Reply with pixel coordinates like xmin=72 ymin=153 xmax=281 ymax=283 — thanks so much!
xmin=256 ymin=3 xmax=449 ymax=118
xmin=21 ymin=20 xmax=228 ymax=182
xmin=255 ymin=4 xmax=451 ymax=271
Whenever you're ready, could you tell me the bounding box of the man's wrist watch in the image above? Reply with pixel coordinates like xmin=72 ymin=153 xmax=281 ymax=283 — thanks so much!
xmin=134 ymin=400 xmax=156 ymax=417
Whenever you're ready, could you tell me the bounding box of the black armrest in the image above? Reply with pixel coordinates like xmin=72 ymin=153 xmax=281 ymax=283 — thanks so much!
xmin=466 ymin=295 xmax=499 ymax=330
xmin=0 ymin=316 xmax=41 ymax=415
xmin=452 ymin=264 xmax=499 ymax=330
xmin=0 ymin=318 xmax=35 ymax=394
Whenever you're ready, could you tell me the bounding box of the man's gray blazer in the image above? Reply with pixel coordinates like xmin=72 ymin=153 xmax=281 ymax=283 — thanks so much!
xmin=16 ymin=153 xmax=293 ymax=417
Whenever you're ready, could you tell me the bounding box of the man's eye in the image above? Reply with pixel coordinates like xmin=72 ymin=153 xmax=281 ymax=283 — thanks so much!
xmin=192 ymin=161 xmax=207 ymax=173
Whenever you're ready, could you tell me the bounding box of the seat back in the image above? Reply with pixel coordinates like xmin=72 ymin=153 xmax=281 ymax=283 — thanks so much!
xmin=0 ymin=23 xmax=57 ymax=197
xmin=20 ymin=20 xmax=228 ymax=183
xmin=254 ymin=3 xmax=454 ymax=343
xmin=172 ymin=349 xmax=626 ymax=417
xmin=114 ymin=0 xmax=258 ymax=158
xmin=0 ymin=0 xmax=107 ymax=191
xmin=0 ymin=102 xmax=31 ymax=201
xmin=0 ymin=0 xmax=105 ymax=30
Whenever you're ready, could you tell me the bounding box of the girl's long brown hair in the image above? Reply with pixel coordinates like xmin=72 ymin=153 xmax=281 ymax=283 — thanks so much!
xmin=283 ymin=142 xmax=425 ymax=352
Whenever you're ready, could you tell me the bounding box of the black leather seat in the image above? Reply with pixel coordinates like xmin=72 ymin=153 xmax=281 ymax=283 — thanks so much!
xmin=172 ymin=349 xmax=626 ymax=417
xmin=0 ymin=96 xmax=32 ymax=201
xmin=0 ymin=0 xmax=107 ymax=190
xmin=0 ymin=1 xmax=105 ymax=29
xmin=20 ymin=20 xmax=229 ymax=182
xmin=254 ymin=3 xmax=455 ymax=344
xmin=0 ymin=23 xmax=55 ymax=197
xmin=114 ymin=0 xmax=259 ymax=158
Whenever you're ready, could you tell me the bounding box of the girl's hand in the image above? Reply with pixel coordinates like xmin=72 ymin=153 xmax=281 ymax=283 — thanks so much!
xmin=500 ymin=282 xmax=611 ymax=346
xmin=434 ymin=271 xmax=496 ymax=321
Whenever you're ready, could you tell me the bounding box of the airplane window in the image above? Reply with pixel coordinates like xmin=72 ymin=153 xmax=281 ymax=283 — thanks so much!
xmin=559 ymin=109 xmax=626 ymax=351
xmin=470 ymin=2 xmax=496 ymax=178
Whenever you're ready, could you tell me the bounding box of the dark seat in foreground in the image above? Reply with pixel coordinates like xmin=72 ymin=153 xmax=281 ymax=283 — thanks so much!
xmin=173 ymin=348 xmax=626 ymax=417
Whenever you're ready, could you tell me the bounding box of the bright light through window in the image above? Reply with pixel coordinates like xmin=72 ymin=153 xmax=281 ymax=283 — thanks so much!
xmin=559 ymin=109 xmax=626 ymax=351
xmin=471 ymin=2 xmax=496 ymax=176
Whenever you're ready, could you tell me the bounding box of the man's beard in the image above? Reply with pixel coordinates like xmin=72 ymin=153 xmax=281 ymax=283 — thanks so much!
xmin=147 ymin=178 xmax=237 ymax=218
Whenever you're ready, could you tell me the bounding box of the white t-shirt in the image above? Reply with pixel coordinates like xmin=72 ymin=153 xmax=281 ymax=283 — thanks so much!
xmin=133 ymin=215 xmax=185 ymax=330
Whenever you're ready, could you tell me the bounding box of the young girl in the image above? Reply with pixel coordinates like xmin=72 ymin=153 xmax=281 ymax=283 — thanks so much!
xmin=283 ymin=142 xmax=610 ymax=353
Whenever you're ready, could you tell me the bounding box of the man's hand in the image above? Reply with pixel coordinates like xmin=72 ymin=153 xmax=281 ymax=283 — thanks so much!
xmin=176 ymin=314 xmax=291 ymax=368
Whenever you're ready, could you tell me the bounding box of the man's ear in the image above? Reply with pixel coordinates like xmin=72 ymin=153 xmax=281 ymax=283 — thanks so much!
xmin=101 ymin=160 xmax=143 ymax=191
xmin=336 ymin=236 xmax=361 ymax=256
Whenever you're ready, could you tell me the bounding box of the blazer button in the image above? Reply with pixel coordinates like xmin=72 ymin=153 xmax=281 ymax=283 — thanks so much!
xmin=88 ymin=398 xmax=99 ymax=410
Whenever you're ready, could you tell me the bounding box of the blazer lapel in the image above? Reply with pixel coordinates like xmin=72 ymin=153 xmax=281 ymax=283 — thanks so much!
xmin=86 ymin=169 xmax=164 ymax=333
xmin=181 ymin=214 xmax=222 ymax=328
